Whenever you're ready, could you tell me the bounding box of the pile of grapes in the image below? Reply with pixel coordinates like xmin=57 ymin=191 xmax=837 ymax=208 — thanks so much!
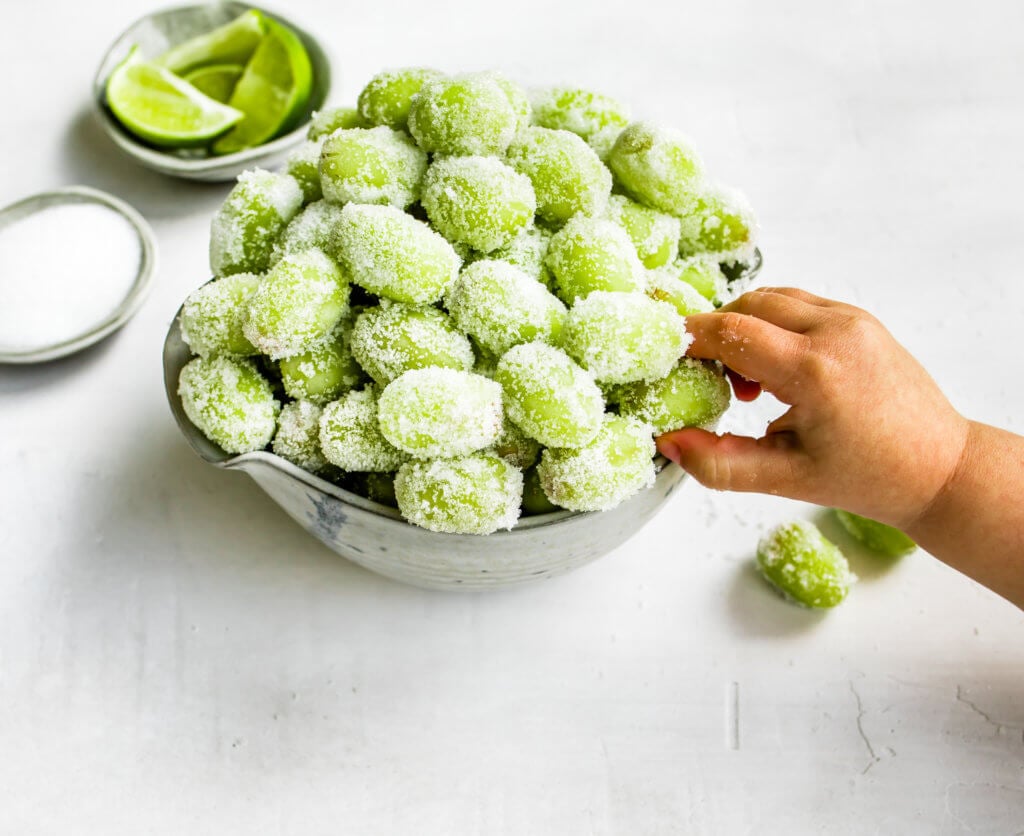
xmin=176 ymin=69 xmax=758 ymax=535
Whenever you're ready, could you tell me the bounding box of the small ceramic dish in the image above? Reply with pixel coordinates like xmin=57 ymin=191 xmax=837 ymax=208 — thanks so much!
xmin=92 ymin=1 xmax=331 ymax=182
xmin=0 ymin=186 xmax=157 ymax=364
xmin=161 ymin=251 xmax=762 ymax=591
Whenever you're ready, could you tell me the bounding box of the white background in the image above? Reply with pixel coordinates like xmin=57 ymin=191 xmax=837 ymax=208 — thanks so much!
xmin=2 ymin=0 xmax=1023 ymax=833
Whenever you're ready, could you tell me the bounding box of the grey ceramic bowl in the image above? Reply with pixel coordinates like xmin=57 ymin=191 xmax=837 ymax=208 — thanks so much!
xmin=162 ymin=252 xmax=761 ymax=590
xmin=93 ymin=2 xmax=331 ymax=182
xmin=0 ymin=186 xmax=157 ymax=364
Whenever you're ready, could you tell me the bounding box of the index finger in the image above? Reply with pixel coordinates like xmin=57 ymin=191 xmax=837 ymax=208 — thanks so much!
xmin=684 ymin=311 xmax=809 ymax=401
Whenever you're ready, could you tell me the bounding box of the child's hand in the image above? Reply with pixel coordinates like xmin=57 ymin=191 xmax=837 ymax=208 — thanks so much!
xmin=656 ymin=287 xmax=970 ymax=530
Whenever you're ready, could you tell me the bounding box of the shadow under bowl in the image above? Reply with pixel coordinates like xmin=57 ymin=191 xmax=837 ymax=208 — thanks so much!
xmin=92 ymin=1 xmax=331 ymax=183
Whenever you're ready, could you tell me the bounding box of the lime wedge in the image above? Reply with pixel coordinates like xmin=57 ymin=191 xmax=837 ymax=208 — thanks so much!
xmin=156 ymin=9 xmax=267 ymax=75
xmin=106 ymin=47 xmax=244 ymax=147
xmin=184 ymin=63 xmax=245 ymax=103
xmin=211 ymin=19 xmax=313 ymax=155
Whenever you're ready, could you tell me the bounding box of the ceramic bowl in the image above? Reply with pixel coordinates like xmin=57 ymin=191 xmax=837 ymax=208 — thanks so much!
xmin=93 ymin=2 xmax=331 ymax=182
xmin=162 ymin=252 xmax=761 ymax=590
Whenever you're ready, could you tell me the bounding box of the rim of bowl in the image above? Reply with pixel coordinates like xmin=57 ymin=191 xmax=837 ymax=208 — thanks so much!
xmin=162 ymin=248 xmax=760 ymax=533
xmin=0 ymin=185 xmax=158 ymax=364
xmin=92 ymin=1 xmax=332 ymax=177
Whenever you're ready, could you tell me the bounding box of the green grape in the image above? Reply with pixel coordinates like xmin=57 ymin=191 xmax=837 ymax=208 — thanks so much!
xmin=675 ymin=255 xmax=728 ymax=304
xmin=834 ymin=510 xmax=917 ymax=557
xmin=349 ymin=303 xmax=474 ymax=385
xmin=563 ymin=291 xmax=690 ymax=384
xmin=446 ymin=260 xmax=566 ymax=356
xmin=521 ymin=466 xmax=560 ymax=515
xmin=279 ymin=329 xmax=363 ymax=404
xmin=319 ymin=387 xmax=408 ymax=472
xmin=178 ymin=355 xmax=279 ymax=454
xmin=421 ymin=155 xmax=536 ymax=253
xmin=271 ymin=200 xmax=346 ymax=264
xmin=179 ymin=273 xmax=260 ymax=358
xmin=537 ymin=414 xmax=655 ymax=512
xmin=319 ymin=126 xmax=427 ymax=209
xmin=757 ymin=521 xmax=853 ymax=608
xmin=209 ymin=169 xmax=303 ymax=277
xmin=489 ymin=225 xmax=555 ymax=290
xmin=336 ymin=203 xmax=460 ymax=304
xmin=545 ymin=215 xmax=645 ymax=304
xmin=377 ymin=368 xmax=504 ymax=458
xmin=530 ymin=86 xmax=629 ymax=143
xmin=243 ymin=249 xmax=349 ymax=359
xmin=489 ymin=416 xmax=541 ymax=469
xmin=647 ymin=265 xmax=714 ymax=316
xmin=484 ymin=71 xmax=531 ymax=130
xmin=285 ymin=138 xmax=324 ymax=203
xmin=395 ymin=453 xmax=523 ymax=535
xmin=606 ymin=121 xmax=704 ymax=215
xmin=587 ymin=124 xmax=625 ymax=163
xmin=495 ymin=342 xmax=604 ymax=448
xmin=678 ymin=184 xmax=758 ymax=262
xmin=606 ymin=193 xmax=681 ymax=268
xmin=617 ymin=358 xmax=730 ymax=433
xmin=505 ymin=126 xmax=611 ymax=226
xmin=307 ymin=105 xmax=367 ymax=140
xmin=272 ymin=400 xmax=329 ymax=473
xmin=357 ymin=67 xmax=444 ymax=130
xmin=408 ymin=73 xmax=519 ymax=156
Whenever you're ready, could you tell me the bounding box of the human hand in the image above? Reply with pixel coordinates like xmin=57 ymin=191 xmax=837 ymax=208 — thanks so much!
xmin=655 ymin=287 xmax=970 ymax=530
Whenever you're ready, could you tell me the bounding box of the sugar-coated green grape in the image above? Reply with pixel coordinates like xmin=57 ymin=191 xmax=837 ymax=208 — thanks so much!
xmin=505 ymin=127 xmax=611 ymax=226
xmin=209 ymin=169 xmax=303 ymax=277
xmin=350 ymin=303 xmax=474 ymax=385
xmin=408 ymin=73 xmax=518 ymax=156
xmin=606 ymin=194 xmax=681 ymax=268
xmin=563 ymin=291 xmax=690 ymax=384
xmin=616 ymin=358 xmax=730 ymax=433
xmin=179 ymin=273 xmax=260 ymax=358
xmin=757 ymin=521 xmax=853 ymax=609
xmin=484 ymin=72 xmax=531 ymax=131
xmin=646 ymin=266 xmax=714 ymax=316
xmin=178 ymin=355 xmax=279 ymax=454
xmin=834 ymin=510 xmax=917 ymax=557
xmin=319 ymin=126 xmax=427 ymax=209
xmin=530 ymin=86 xmax=629 ymax=143
xmin=272 ymin=400 xmax=329 ymax=473
xmin=319 ymin=387 xmax=408 ymax=472
xmin=489 ymin=416 xmax=541 ymax=469
xmin=357 ymin=67 xmax=444 ymax=130
xmin=587 ymin=124 xmax=625 ymax=163
xmin=606 ymin=121 xmax=704 ymax=215
xmin=278 ymin=329 xmax=363 ymax=404
xmin=446 ymin=260 xmax=566 ymax=356
xmin=336 ymin=203 xmax=460 ymax=304
xmin=545 ymin=215 xmax=645 ymax=304
xmin=675 ymin=255 xmax=728 ymax=304
xmin=271 ymin=199 xmax=347 ymax=264
xmin=495 ymin=342 xmax=604 ymax=448
xmin=395 ymin=453 xmax=523 ymax=535
xmin=678 ymin=184 xmax=758 ymax=262
xmin=521 ymin=466 xmax=560 ymax=515
xmin=537 ymin=414 xmax=655 ymax=512
xmin=488 ymin=225 xmax=555 ymax=289
xmin=243 ymin=249 xmax=349 ymax=359
xmin=421 ymin=156 xmax=536 ymax=253
xmin=378 ymin=368 xmax=503 ymax=459
xmin=307 ymin=105 xmax=367 ymax=140
xmin=285 ymin=138 xmax=324 ymax=203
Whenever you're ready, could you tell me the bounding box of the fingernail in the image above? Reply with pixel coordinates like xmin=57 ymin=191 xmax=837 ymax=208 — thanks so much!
xmin=656 ymin=438 xmax=681 ymax=465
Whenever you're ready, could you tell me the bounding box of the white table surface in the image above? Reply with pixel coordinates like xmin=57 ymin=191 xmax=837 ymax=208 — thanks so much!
xmin=2 ymin=1 xmax=1023 ymax=833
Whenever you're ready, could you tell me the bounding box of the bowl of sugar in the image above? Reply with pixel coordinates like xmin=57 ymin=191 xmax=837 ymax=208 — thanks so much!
xmin=0 ymin=186 xmax=157 ymax=363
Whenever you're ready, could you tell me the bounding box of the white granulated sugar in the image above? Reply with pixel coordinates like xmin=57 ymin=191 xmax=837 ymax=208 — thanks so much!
xmin=0 ymin=202 xmax=141 ymax=352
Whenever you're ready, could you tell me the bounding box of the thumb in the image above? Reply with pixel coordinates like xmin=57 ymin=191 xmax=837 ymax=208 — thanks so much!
xmin=656 ymin=428 xmax=809 ymax=496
